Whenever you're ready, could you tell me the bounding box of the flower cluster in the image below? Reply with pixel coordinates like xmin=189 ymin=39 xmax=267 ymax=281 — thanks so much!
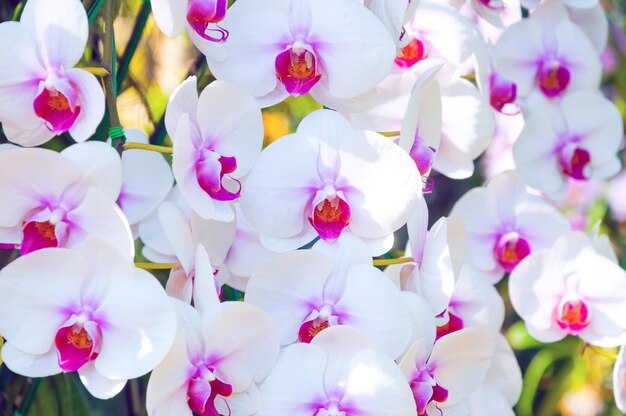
xmin=0 ymin=0 xmax=625 ymax=414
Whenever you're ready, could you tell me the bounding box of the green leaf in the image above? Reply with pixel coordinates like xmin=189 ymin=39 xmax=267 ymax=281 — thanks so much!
xmin=28 ymin=374 xmax=89 ymax=416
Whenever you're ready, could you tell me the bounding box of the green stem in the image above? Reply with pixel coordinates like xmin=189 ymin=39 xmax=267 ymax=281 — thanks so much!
xmin=19 ymin=378 xmax=41 ymax=416
xmin=516 ymin=348 xmax=571 ymax=416
xmin=87 ymin=0 xmax=104 ymax=25
xmin=117 ymin=1 xmax=152 ymax=92
xmin=102 ymin=0 xmax=125 ymax=155
xmin=11 ymin=1 xmax=24 ymax=21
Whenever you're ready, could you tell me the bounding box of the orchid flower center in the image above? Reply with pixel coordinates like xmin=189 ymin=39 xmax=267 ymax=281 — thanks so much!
xmin=489 ymin=72 xmax=517 ymax=113
xmin=556 ymin=296 xmax=591 ymax=334
xmin=21 ymin=206 xmax=68 ymax=255
xmin=494 ymin=231 xmax=531 ymax=273
xmin=435 ymin=311 xmax=464 ymax=341
xmin=195 ymin=148 xmax=241 ymax=201
xmin=395 ymin=36 xmax=428 ymax=69
xmin=33 ymin=85 xmax=81 ymax=133
xmin=409 ymin=368 xmax=449 ymax=415
xmin=559 ymin=143 xmax=591 ymax=180
xmin=315 ymin=401 xmax=347 ymax=416
xmin=186 ymin=0 xmax=229 ymax=42
xmin=298 ymin=305 xmax=338 ymax=343
xmin=21 ymin=220 xmax=58 ymax=254
xmin=54 ymin=316 xmax=101 ymax=372
xmin=275 ymin=41 xmax=322 ymax=96
xmin=537 ymin=60 xmax=570 ymax=98
xmin=308 ymin=192 xmax=352 ymax=242
xmin=187 ymin=364 xmax=233 ymax=416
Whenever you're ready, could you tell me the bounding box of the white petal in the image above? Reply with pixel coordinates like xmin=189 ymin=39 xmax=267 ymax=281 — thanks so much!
xmin=224 ymin=204 xmax=281 ymax=281
xmin=614 ymin=345 xmax=626 ymax=413
xmin=165 ymin=76 xmax=199 ymax=141
xmin=468 ymin=385 xmax=514 ymax=416
xmin=509 ymin=239 xmax=575 ymax=342
xmin=554 ymin=21 xmax=601 ymax=92
xmin=417 ymin=217 xmax=459 ymax=315
xmin=493 ymin=19 xmax=545 ymax=97
xmin=146 ymin=307 xmax=196 ymax=416
xmin=512 ymin=109 xmax=565 ymax=198
xmin=2 ymin=343 xmax=60 ymax=377
xmin=192 ymin=244 xmax=220 ymax=312
xmin=578 ymin=254 xmax=626 ymax=347
xmin=307 ymin=0 xmax=396 ymax=99
xmin=94 ymin=261 xmax=177 ymax=380
xmin=67 ymin=68 xmax=106 ymax=142
xmin=2 ymin=117 xmax=54 ymax=147
xmin=196 ymin=80 xmax=263 ymax=176
xmin=119 ymin=130 xmax=173 ymax=226
xmin=65 ymin=189 xmax=135 ymax=258
xmin=336 ymin=264 xmax=413 ymax=359
xmin=20 ymin=0 xmax=88 ymax=68
xmin=0 ymin=22 xmax=45 ymax=87
xmin=78 ymin=362 xmax=127 ymax=400
xmin=240 ymin=133 xmax=320 ymax=239
xmin=450 ymin=187 xmax=501 ymax=273
xmin=245 ymin=250 xmax=332 ymax=344
xmin=410 ymin=1 xmax=481 ymax=66
xmin=151 ymin=0 xmax=187 ymax=37
xmin=451 ymin=267 xmax=505 ymax=335
xmin=209 ymin=0 xmax=291 ymax=97
xmin=342 ymin=130 xmax=422 ymax=238
xmin=61 ymin=141 xmax=122 ymax=201
xmin=0 ymin=247 xmax=87 ymax=354
xmin=159 ymin=202 xmax=195 ymax=275
xmin=430 ymin=328 xmax=494 ymax=405
xmin=257 ymin=343 xmax=327 ymax=415
xmin=204 ymin=302 xmax=279 ymax=390
xmin=172 ymin=114 xmax=220 ymax=220
xmin=192 ymin=213 xmax=236 ymax=267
